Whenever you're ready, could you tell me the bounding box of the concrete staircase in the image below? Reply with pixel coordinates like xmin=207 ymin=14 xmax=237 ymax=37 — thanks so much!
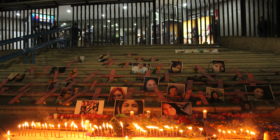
xmin=0 ymin=46 xmax=279 ymax=109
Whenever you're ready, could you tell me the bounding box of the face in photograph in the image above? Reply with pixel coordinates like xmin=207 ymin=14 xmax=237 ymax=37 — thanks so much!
xmin=162 ymin=102 xmax=192 ymax=116
xmin=168 ymin=86 xmax=178 ymax=97
xmin=246 ymin=85 xmax=274 ymax=100
xmin=206 ymin=87 xmax=224 ymax=103
xmin=132 ymin=63 xmax=149 ymax=74
xmin=144 ymin=77 xmax=159 ymax=92
xmin=109 ymin=87 xmax=128 ymax=101
xmin=167 ymin=83 xmax=185 ymax=98
xmin=212 ymin=61 xmax=225 ymax=72
xmin=115 ymin=99 xmax=144 ymax=116
xmin=162 ymin=103 xmax=177 ymax=116
xmin=170 ymin=61 xmax=183 ymax=73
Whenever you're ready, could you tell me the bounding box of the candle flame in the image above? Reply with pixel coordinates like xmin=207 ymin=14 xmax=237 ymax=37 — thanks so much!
xmin=199 ymin=127 xmax=203 ymax=131
xmin=250 ymin=131 xmax=256 ymax=135
xmin=164 ymin=125 xmax=171 ymax=129
xmin=146 ymin=126 xmax=159 ymax=129
xmin=213 ymin=134 xmax=217 ymax=138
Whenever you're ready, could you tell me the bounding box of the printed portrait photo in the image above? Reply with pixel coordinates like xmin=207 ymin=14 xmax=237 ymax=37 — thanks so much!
xmin=74 ymin=100 xmax=105 ymax=115
xmin=114 ymin=99 xmax=144 ymax=116
xmin=167 ymin=83 xmax=186 ymax=100
xmin=206 ymin=87 xmax=225 ymax=103
xmin=143 ymin=77 xmax=159 ymax=92
xmin=246 ymin=85 xmax=274 ymax=101
xmin=132 ymin=63 xmax=150 ymax=74
xmin=161 ymin=102 xmax=192 ymax=116
xmin=211 ymin=60 xmax=225 ymax=73
xmin=109 ymin=87 xmax=128 ymax=101
xmin=170 ymin=61 xmax=183 ymax=73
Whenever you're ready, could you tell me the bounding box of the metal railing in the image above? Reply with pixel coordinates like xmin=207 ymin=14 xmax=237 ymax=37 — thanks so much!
xmin=0 ymin=26 xmax=71 ymax=63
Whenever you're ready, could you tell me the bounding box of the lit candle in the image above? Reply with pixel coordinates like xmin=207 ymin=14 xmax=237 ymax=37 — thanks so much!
xmin=58 ymin=124 xmax=61 ymax=137
xmin=7 ymin=130 xmax=10 ymax=137
xmin=130 ymin=111 xmax=134 ymax=117
xmin=146 ymin=110 xmax=151 ymax=118
xmin=179 ymin=129 xmax=183 ymax=137
xmin=99 ymin=126 xmax=102 ymax=136
xmin=199 ymin=127 xmax=203 ymax=136
xmin=18 ymin=125 xmax=21 ymax=136
xmin=187 ymin=126 xmax=192 ymax=136
xmin=263 ymin=131 xmax=270 ymax=140
xmin=203 ymin=110 xmax=207 ymax=119
xmin=159 ymin=129 xmax=163 ymax=137
xmin=120 ymin=121 xmax=124 ymax=136
xmin=213 ymin=134 xmax=217 ymax=139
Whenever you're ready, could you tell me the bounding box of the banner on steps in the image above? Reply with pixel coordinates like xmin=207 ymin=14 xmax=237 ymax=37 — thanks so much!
xmin=74 ymin=100 xmax=105 ymax=115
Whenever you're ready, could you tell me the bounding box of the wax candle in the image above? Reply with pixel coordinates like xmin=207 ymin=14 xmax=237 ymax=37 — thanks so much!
xmin=7 ymin=130 xmax=10 ymax=137
xmin=203 ymin=110 xmax=207 ymax=119
xmin=58 ymin=124 xmax=61 ymax=137
xmin=146 ymin=110 xmax=151 ymax=118
xmin=263 ymin=131 xmax=270 ymax=140
xmin=18 ymin=125 xmax=21 ymax=136
xmin=199 ymin=127 xmax=203 ymax=136
xmin=179 ymin=130 xmax=183 ymax=137
xmin=120 ymin=121 xmax=124 ymax=136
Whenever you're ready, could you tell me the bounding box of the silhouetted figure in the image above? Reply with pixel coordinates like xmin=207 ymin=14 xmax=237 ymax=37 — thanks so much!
xmin=191 ymin=27 xmax=199 ymax=44
xmin=72 ymin=23 xmax=80 ymax=47
xmin=258 ymin=16 xmax=268 ymax=37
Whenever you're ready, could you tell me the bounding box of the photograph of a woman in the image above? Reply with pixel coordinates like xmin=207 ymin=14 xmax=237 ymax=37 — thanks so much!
xmin=206 ymin=87 xmax=224 ymax=104
xmin=114 ymin=99 xmax=144 ymax=116
xmin=144 ymin=77 xmax=159 ymax=92
xmin=161 ymin=102 xmax=192 ymax=116
xmin=246 ymin=85 xmax=274 ymax=101
xmin=109 ymin=87 xmax=128 ymax=101
xmin=166 ymin=83 xmax=185 ymax=101
xmin=170 ymin=61 xmax=183 ymax=73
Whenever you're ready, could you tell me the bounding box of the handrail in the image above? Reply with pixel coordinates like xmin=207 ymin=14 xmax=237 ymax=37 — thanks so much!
xmin=0 ymin=27 xmax=71 ymax=63
xmin=0 ymin=26 xmax=71 ymax=47
xmin=0 ymin=38 xmax=67 ymax=63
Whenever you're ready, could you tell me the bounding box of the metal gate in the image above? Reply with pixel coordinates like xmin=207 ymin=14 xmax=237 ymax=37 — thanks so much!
xmin=72 ymin=1 xmax=155 ymax=47
xmin=0 ymin=7 xmax=59 ymax=51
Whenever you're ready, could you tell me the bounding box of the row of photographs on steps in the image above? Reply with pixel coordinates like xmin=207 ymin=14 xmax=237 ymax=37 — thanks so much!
xmin=114 ymin=81 xmax=275 ymax=102
xmin=73 ymin=84 xmax=275 ymax=116
xmin=132 ymin=60 xmax=225 ymax=74
xmin=74 ymin=99 xmax=192 ymax=117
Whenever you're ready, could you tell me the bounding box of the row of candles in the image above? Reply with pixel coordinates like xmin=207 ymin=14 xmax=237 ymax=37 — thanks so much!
xmin=11 ymin=109 xmax=258 ymax=139
xmin=15 ymin=120 xmax=257 ymax=139
xmin=131 ymin=123 xmax=204 ymax=137
xmin=215 ymin=128 xmax=257 ymax=139
xmin=17 ymin=120 xmax=114 ymax=137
